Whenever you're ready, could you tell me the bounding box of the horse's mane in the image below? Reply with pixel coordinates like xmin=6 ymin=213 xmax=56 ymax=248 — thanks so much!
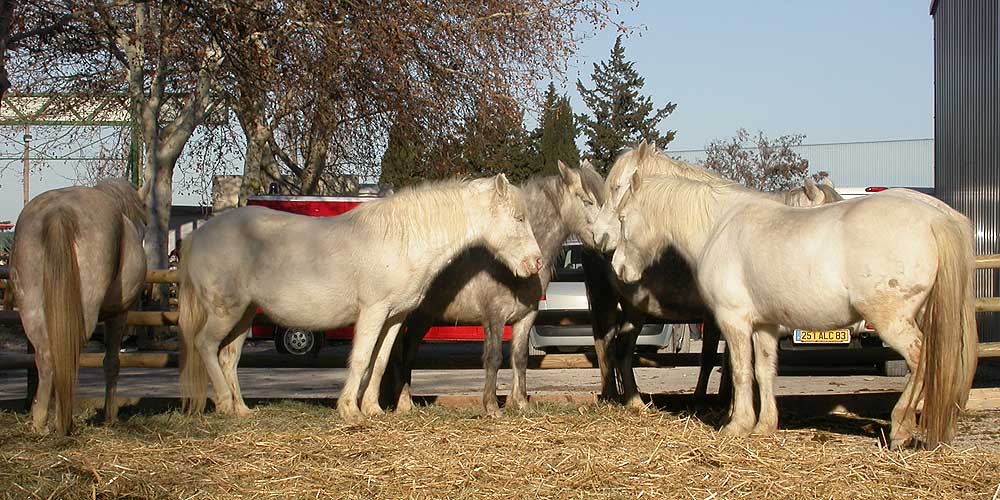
xmin=94 ymin=178 xmax=147 ymax=225
xmin=609 ymin=143 xmax=736 ymax=189
xmin=577 ymin=165 xmax=607 ymax=204
xmin=350 ymin=178 xmax=475 ymax=246
xmin=632 ymin=175 xmax=725 ymax=240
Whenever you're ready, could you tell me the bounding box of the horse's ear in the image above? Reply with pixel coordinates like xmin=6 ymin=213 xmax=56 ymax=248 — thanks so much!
xmin=630 ymin=170 xmax=643 ymax=193
xmin=804 ymin=178 xmax=819 ymax=201
xmin=636 ymin=140 xmax=650 ymax=159
xmin=494 ymin=173 xmax=510 ymax=199
xmin=581 ymin=159 xmax=597 ymax=173
xmin=558 ymin=160 xmax=583 ymax=190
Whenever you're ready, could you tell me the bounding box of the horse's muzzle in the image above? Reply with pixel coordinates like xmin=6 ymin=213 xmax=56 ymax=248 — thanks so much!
xmin=521 ymin=256 xmax=543 ymax=276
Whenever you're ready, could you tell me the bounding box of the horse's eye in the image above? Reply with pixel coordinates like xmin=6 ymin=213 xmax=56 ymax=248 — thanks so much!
xmin=583 ymin=199 xmax=594 ymax=207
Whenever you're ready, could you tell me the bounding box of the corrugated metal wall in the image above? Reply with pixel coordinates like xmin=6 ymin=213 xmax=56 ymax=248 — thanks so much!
xmin=933 ymin=0 xmax=1000 ymax=341
xmin=671 ymin=139 xmax=933 ymax=188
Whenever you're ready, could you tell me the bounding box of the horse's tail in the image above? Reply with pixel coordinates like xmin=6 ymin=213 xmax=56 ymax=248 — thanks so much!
xmin=178 ymin=237 xmax=209 ymax=414
xmin=41 ymin=208 xmax=85 ymax=435
xmin=918 ymin=216 xmax=978 ymax=447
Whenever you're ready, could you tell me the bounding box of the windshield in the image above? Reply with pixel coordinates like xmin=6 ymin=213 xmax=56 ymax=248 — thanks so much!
xmin=552 ymin=244 xmax=585 ymax=282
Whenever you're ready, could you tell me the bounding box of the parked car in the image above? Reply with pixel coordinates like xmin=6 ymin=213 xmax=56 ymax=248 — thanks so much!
xmin=529 ymin=239 xmax=675 ymax=354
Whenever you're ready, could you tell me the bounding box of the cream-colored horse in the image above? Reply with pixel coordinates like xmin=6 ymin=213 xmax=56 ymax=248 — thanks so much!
xmin=584 ymin=145 xmax=843 ymax=405
xmin=605 ymin=148 xmax=976 ymax=448
xmin=178 ymin=175 xmax=542 ymax=424
xmin=11 ymin=179 xmax=147 ymax=434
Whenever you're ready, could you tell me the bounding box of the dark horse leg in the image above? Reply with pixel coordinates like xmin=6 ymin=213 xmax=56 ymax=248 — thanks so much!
xmin=508 ymin=310 xmax=537 ymax=410
xmin=381 ymin=315 xmax=432 ymax=412
xmin=482 ymin=317 xmax=506 ymax=417
xmin=582 ymin=248 xmax=621 ymax=402
xmin=615 ymin=303 xmax=646 ymax=408
xmin=102 ymin=313 xmax=127 ymax=425
xmin=694 ymin=318 xmax=722 ymax=399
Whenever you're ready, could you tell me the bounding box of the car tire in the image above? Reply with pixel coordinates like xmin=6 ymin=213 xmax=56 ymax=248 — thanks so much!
xmin=276 ymin=327 xmax=323 ymax=357
xmin=882 ymin=359 xmax=909 ymax=377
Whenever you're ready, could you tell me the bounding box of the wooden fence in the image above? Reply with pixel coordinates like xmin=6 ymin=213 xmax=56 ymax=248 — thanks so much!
xmin=0 ymin=257 xmax=999 ymax=404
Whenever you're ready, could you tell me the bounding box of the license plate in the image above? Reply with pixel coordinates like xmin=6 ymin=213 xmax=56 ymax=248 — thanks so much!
xmin=792 ymin=329 xmax=851 ymax=344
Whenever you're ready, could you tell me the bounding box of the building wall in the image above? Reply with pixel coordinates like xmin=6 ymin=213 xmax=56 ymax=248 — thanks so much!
xmin=932 ymin=0 xmax=1000 ymax=340
xmin=671 ymin=138 xmax=933 ymax=189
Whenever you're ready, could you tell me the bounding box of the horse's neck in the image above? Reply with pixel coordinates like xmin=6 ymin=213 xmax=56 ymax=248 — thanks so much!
xmin=523 ymin=179 xmax=571 ymax=285
xmin=656 ymin=185 xmax=752 ymax=266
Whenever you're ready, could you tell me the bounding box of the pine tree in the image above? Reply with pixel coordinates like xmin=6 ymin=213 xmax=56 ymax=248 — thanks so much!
xmin=379 ymin=120 xmax=427 ymax=189
xmin=533 ymin=82 xmax=581 ymax=176
xmin=459 ymin=105 xmax=536 ymax=183
xmin=577 ymin=36 xmax=677 ymax=174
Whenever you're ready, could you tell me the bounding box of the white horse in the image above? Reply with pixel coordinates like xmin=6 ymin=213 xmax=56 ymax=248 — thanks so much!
xmin=584 ymin=145 xmax=843 ymax=406
xmin=178 ymin=175 xmax=542 ymax=423
xmin=603 ymin=148 xmax=977 ymax=448
xmin=11 ymin=179 xmax=147 ymax=434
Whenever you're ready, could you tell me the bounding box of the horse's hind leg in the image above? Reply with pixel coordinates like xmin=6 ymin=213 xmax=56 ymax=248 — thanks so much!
xmin=481 ymin=318 xmax=506 ymax=417
xmin=870 ymin=316 xmax=923 ymax=448
xmin=195 ymin=312 xmax=246 ymax=415
xmin=22 ymin=316 xmax=53 ymax=433
xmin=508 ymin=311 xmax=537 ymax=411
xmin=102 ymin=313 xmax=127 ymax=425
xmin=218 ymin=308 xmax=255 ymax=418
xmin=751 ymin=326 xmax=780 ymax=435
xmin=219 ymin=330 xmax=252 ymax=418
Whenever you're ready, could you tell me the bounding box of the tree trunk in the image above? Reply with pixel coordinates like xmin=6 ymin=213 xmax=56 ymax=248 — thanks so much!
xmin=0 ymin=0 xmax=17 ymax=111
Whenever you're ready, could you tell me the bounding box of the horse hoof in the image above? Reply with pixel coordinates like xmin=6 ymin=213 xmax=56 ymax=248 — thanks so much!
xmin=234 ymin=406 xmax=254 ymax=419
xmin=361 ymin=403 xmax=385 ymax=418
xmin=625 ymin=395 xmax=649 ymax=412
xmin=889 ymin=437 xmax=913 ymax=450
xmin=337 ymin=402 xmax=364 ymax=424
xmin=31 ymin=423 xmax=50 ymax=435
xmin=508 ymin=397 xmax=530 ymax=411
xmin=720 ymin=422 xmax=752 ymax=437
xmin=395 ymin=397 xmax=414 ymax=414
xmin=485 ymin=408 xmax=504 ymax=419
xmin=751 ymin=423 xmax=778 ymax=436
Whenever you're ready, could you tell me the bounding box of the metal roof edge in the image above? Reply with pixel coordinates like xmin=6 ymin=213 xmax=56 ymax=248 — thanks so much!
xmin=929 ymin=0 xmax=938 ymax=16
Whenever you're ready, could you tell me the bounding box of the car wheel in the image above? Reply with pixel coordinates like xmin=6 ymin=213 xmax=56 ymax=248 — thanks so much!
xmin=276 ymin=327 xmax=322 ymax=356
xmin=882 ymin=359 xmax=909 ymax=377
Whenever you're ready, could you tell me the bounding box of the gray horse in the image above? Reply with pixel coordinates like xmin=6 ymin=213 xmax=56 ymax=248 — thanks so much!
xmin=384 ymin=163 xmax=606 ymax=415
xmin=11 ymin=179 xmax=147 ymax=434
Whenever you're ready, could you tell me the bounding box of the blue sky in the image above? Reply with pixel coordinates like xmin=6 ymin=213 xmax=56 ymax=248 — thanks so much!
xmin=0 ymin=0 xmax=934 ymax=221
xmin=563 ymin=0 xmax=933 ymax=150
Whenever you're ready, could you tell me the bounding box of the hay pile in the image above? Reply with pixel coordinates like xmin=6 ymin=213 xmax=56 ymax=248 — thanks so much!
xmin=1 ymin=402 xmax=998 ymax=499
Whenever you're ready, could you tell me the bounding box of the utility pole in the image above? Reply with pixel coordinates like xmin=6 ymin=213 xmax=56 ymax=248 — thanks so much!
xmin=22 ymin=124 xmax=30 ymax=206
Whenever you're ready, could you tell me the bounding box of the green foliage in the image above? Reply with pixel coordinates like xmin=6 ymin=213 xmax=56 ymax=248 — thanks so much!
xmin=379 ymin=121 xmax=429 ymax=189
xmin=456 ymin=105 xmax=537 ymax=184
xmin=577 ymin=36 xmax=676 ymax=174
xmin=533 ymin=82 xmax=581 ymax=176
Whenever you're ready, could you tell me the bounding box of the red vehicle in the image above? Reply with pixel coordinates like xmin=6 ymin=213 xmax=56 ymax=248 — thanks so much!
xmin=245 ymin=194 xmax=511 ymax=356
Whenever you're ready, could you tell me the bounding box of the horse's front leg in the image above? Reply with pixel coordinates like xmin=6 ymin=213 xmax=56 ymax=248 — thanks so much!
xmin=383 ymin=315 xmax=431 ymax=413
xmin=102 ymin=313 xmax=127 ymax=425
xmin=694 ymin=319 xmax=722 ymax=399
xmin=508 ymin=311 xmax=537 ymax=411
xmin=480 ymin=318 xmax=507 ymax=417
xmin=751 ymin=326 xmax=780 ymax=435
xmin=582 ymin=250 xmax=621 ymax=401
xmin=339 ymin=307 xmax=389 ymax=423
xmin=360 ymin=319 xmax=404 ymax=418
xmin=715 ymin=313 xmax=755 ymax=436
xmin=615 ymin=305 xmax=645 ymax=409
